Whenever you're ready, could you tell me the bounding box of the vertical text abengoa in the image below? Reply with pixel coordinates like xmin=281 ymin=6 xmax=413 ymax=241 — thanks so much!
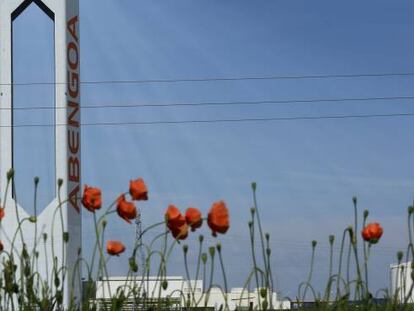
xmin=67 ymin=15 xmax=80 ymax=213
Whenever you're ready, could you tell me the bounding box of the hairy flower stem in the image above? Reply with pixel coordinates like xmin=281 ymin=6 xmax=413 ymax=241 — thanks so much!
xmin=155 ymin=232 xmax=169 ymax=309
xmin=217 ymin=249 xmax=229 ymax=310
xmin=1 ymin=176 xmax=11 ymax=212
xmin=93 ymin=212 xmax=112 ymax=297
xmin=410 ymin=211 xmax=414 ymax=259
xmin=183 ymin=248 xmax=194 ymax=305
xmin=325 ymin=239 xmax=334 ymax=302
xmin=351 ymin=198 xmax=363 ymax=300
xmin=201 ymin=257 xmax=207 ymax=306
xmin=57 ymin=183 xmax=67 ymax=293
xmin=248 ymin=217 xmax=261 ymax=308
xmin=265 ymin=238 xmax=275 ymax=301
xmin=12 ymin=181 xmax=24 ymax=250
xmin=362 ymin=215 xmax=369 ymax=299
xmin=302 ymin=243 xmax=316 ymax=302
xmin=336 ymin=228 xmax=348 ymax=299
xmin=192 ymin=236 xmax=204 ymax=303
xmin=252 ymin=184 xmax=270 ymax=293
xmin=204 ymin=248 xmax=216 ymax=307
xmin=350 ymin=232 xmax=363 ymax=301
xmin=31 ymin=179 xmax=39 ymax=270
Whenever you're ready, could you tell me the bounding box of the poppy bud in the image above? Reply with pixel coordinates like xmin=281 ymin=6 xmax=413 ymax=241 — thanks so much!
xmin=183 ymin=245 xmax=188 ymax=254
xmin=251 ymin=182 xmax=257 ymax=191
xmin=29 ymin=216 xmax=36 ymax=223
xmin=24 ymin=266 xmax=31 ymax=277
xmin=7 ymin=169 xmax=14 ymax=181
xmin=248 ymin=221 xmax=253 ymax=228
xmin=209 ymin=246 xmax=215 ymax=258
xmin=129 ymin=257 xmax=138 ymax=272
xmin=265 ymin=233 xmax=270 ymax=241
xmin=162 ymin=280 xmax=168 ymax=290
xmin=201 ymin=253 xmax=208 ymax=264
xmin=260 ymin=288 xmax=267 ymax=298
xmin=34 ymin=176 xmax=39 ymax=186
xmin=348 ymin=226 xmax=355 ymax=243
xmin=250 ymin=207 xmax=256 ymax=215
xmin=409 ymin=206 xmax=414 ymax=215
xmin=55 ymin=276 xmax=60 ymax=287
xmin=102 ymin=220 xmax=107 ymax=228
xmin=352 ymin=196 xmax=357 ymax=206
xmin=22 ymin=246 xmax=29 ymax=259
xmin=57 ymin=179 xmax=63 ymax=188
xmin=363 ymin=210 xmax=369 ymax=219
xmin=312 ymin=240 xmax=317 ymax=248
xmin=329 ymin=235 xmax=335 ymax=245
xmin=63 ymin=232 xmax=69 ymax=243
xmin=397 ymin=251 xmax=404 ymax=262
xmin=216 ymin=242 xmax=221 ymax=252
xmin=199 ymin=235 xmax=204 ymax=243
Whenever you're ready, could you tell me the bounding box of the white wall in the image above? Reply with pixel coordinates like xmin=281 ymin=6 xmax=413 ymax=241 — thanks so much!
xmin=95 ymin=277 xmax=291 ymax=310
xmin=390 ymin=262 xmax=414 ymax=303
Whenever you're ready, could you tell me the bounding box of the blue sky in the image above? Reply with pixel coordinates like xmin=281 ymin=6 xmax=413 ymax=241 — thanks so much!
xmin=11 ymin=0 xmax=414 ymax=298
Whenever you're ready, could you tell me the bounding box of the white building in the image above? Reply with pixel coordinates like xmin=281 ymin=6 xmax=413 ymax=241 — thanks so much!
xmin=90 ymin=276 xmax=291 ymax=310
xmin=390 ymin=262 xmax=414 ymax=303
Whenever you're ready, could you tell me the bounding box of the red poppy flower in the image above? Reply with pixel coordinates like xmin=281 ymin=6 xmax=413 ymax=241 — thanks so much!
xmin=185 ymin=207 xmax=202 ymax=231
xmin=0 ymin=208 xmax=5 ymax=220
xmin=361 ymin=222 xmax=383 ymax=244
xmin=106 ymin=240 xmax=126 ymax=256
xmin=129 ymin=178 xmax=148 ymax=201
xmin=165 ymin=205 xmax=185 ymax=229
xmin=207 ymin=201 xmax=229 ymax=237
xmin=165 ymin=205 xmax=188 ymax=239
xmin=117 ymin=194 xmax=137 ymax=224
xmin=82 ymin=185 xmax=102 ymax=212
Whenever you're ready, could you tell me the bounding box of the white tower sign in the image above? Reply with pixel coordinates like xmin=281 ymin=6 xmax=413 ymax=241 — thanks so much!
xmin=0 ymin=0 xmax=81 ymax=307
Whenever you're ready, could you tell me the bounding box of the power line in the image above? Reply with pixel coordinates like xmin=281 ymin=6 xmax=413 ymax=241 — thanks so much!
xmin=8 ymin=95 xmax=414 ymax=111
xmin=7 ymin=111 xmax=414 ymax=128
xmin=5 ymin=71 xmax=414 ymax=86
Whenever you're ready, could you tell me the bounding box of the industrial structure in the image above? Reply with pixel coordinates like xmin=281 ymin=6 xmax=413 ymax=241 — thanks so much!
xmin=0 ymin=0 xmax=81 ymax=307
